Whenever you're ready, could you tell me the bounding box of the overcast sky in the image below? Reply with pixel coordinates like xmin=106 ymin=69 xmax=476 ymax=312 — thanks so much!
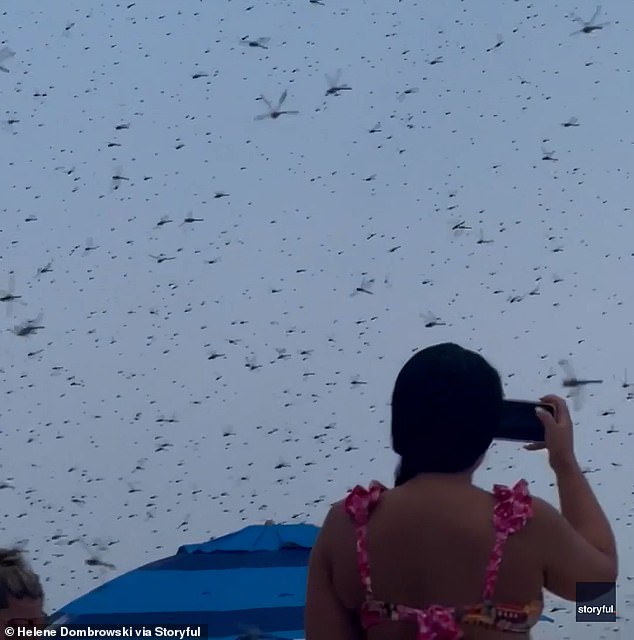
xmin=1 ymin=1 xmax=633 ymax=637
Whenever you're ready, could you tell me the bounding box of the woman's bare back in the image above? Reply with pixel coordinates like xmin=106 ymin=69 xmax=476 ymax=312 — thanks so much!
xmin=326 ymin=476 xmax=545 ymax=640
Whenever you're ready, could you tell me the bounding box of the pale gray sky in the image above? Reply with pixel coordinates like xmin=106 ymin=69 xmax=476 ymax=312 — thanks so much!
xmin=1 ymin=1 xmax=633 ymax=637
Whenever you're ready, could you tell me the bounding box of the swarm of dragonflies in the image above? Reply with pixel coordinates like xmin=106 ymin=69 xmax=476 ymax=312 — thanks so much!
xmin=0 ymin=46 xmax=15 ymax=73
xmin=558 ymin=358 xmax=603 ymax=410
xmin=570 ymin=6 xmax=609 ymax=35
xmin=254 ymin=90 xmax=298 ymax=121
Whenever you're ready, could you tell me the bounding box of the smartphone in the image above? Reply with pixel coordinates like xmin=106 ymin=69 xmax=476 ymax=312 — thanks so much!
xmin=494 ymin=399 xmax=556 ymax=442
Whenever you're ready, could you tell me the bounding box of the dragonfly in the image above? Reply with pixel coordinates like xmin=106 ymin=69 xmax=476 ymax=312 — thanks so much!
xmin=180 ymin=215 xmax=204 ymax=226
xmin=2 ymin=116 xmax=19 ymax=134
xmin=571 ymin=6 xmax=609 ymax=35
xmin=350 ymin=276 xmax=374 ymax=296
xmin=149 ymin=254 xmax=176 ymax=263
xmin=11 ymin=313 xmax=44 ymax=337
xmin=35 ymin=261 xmax=53 ymax=278
xmin=558 ymin=359 xmax=603 ymax=410
xmin=541 ymin=146 xmax=558 ymax=161
xmin=240 ymin=36 xmax=270 ymax=49
xmin=274 ymin=347 xmax=291 ymax=360
xmin=245 ymin=355 xmax=262 ymax=371
xmin=325 ymin=69 xmax=351 ymax=96
xmin=421 ymin=311 xmax=446 ymax=328
xmin=0 ymin=274 xmax=26 ymax=316
xmin=451 ymin=220 xmax=472 ymax=236
xmin=111 ymin=165 xmax=129 ymax=191
xmin=486 ymin=34 xmax=504 ymax=52
xmin=351 ymin=374 xmax=367 ymax=386
xmin=0 ymin=46 xmax=15 ymax=73
xmin=79 ymin=539 xmax=116 ymax=570
xmin=156 ymin=215 xmax=173 ymax=227
xmin=397 ymin=87 xmax=419 ymax=102
xmin=255 ymin=90 xmax=299 ymax=120
xmin=561 ymin=117 xmax=580 ymax=127
xmin=156 ymin=413 xmax=178 ymax=424
xmin=84 ymin=237 xmax=99 ymax=254
xmin=477 ymin=228 xmax=494 ymax=244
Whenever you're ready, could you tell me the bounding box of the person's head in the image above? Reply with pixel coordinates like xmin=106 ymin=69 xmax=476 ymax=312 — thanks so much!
xmin=0 ymin=548 xmax=45 ymax=638
xmin=391 ymin=342 xmax=504 ymax=486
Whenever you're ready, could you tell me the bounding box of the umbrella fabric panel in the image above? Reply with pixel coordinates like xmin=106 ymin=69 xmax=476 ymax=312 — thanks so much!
xmin=142 ymin=549 xmax=310 ymax=571
xmin=177 ymin=524 xmax=319 ymax=554
xmin=61 ymin=566 xmax=309 ymax=613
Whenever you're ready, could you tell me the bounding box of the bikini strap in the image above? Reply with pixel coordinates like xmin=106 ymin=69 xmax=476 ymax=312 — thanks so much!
xmin=482 ymin=479 xmax=533 ymax=601
xmin=343 ymin=480 xmax=388 ymax=596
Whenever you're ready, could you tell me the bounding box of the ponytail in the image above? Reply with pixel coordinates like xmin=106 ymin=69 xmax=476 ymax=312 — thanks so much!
xmin=0 ymin=548 xmax=43 ymax=608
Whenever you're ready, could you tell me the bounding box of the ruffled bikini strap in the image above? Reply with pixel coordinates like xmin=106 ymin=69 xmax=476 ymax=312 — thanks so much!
xmin=482 ymin=478 xmax=533 ymax=601
xmin=343 ymin=480 xmax=388 ymax=596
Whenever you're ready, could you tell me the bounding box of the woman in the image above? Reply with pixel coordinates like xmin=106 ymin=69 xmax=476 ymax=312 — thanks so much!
xmin=0 ymin=548 xmax=46 ymax=638
xmin=305 ymin=343 xmax=617 ymax=639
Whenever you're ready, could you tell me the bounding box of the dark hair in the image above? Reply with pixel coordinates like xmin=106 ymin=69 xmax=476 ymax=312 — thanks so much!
xmin=0 ymin=548 xmax=44 ymax=609
xmin=391 ymin=342 xmax=503 ymax=486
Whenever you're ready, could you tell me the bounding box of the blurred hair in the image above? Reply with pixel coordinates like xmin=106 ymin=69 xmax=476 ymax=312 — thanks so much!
xmin=391 ymin=342 xmax=503 ymax=485
xmin=0 ymin=548 xmax=43 ymax=609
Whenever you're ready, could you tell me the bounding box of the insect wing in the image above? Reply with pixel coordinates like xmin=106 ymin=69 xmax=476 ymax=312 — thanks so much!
xmin=558 ymin=358 xmax=575 ymax=381
xmin=0 ymin=47 xmax=15 ymax=64
xmin=259 ymin=94 xmax=274 ymax=111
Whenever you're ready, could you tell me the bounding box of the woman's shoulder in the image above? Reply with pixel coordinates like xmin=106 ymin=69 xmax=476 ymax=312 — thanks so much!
xmin=324 ymin=480 xmax=390 ymax=522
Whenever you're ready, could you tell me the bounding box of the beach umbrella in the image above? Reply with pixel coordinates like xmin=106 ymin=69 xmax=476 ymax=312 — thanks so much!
xmin=50 ymin=521 xmax=554 ymax=638
xmin=50 ymin=522 xmax=318 ymax=639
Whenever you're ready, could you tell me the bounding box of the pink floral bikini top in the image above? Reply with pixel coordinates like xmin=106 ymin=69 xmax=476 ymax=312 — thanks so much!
xmin=343 ymin=479 xmax=543 ymax=639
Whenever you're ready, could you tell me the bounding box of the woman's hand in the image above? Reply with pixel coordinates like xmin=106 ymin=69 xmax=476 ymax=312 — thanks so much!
xmin=524 ymin=394 xmax=578 ymax=473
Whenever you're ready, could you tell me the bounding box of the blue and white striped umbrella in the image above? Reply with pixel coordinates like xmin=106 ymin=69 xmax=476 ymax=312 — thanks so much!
xmin=51 ymin=523 xmax=318 ymax=640
xmin=50 ymin=522 xmax=554 ymax=638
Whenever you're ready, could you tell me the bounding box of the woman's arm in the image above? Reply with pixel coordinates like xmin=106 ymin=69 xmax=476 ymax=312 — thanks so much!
xmin=554 ymin=459 xmax=617 ymax=559
xmin=305 ymin=505 xmax=364 ymax=640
